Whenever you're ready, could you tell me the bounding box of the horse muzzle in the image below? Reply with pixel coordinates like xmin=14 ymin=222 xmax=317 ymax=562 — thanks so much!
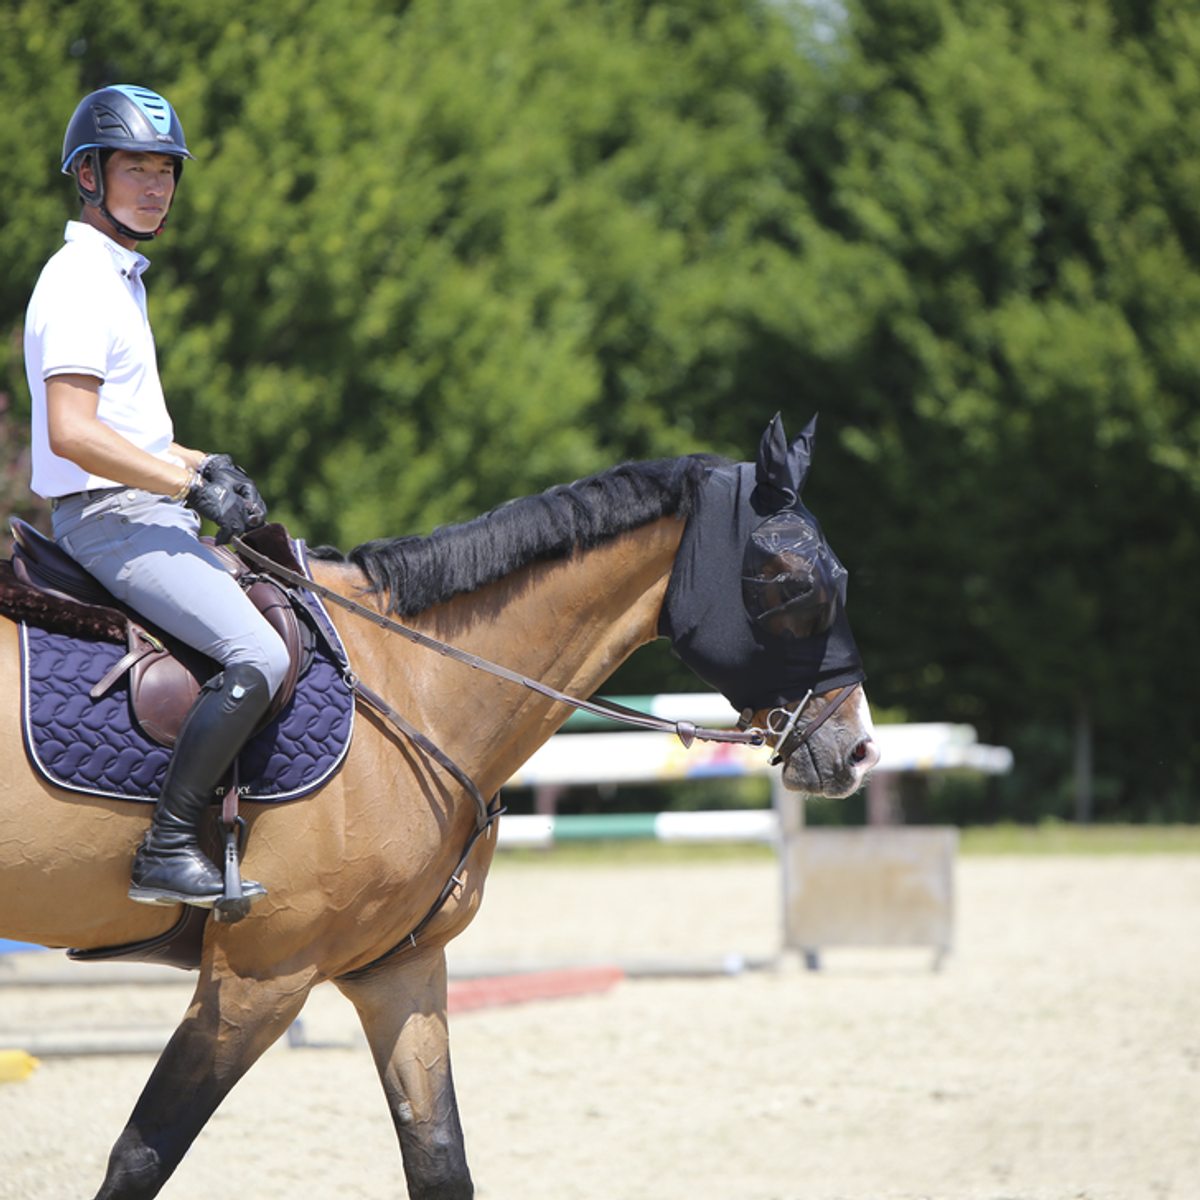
xmin=747 ymin=685 xmax=879 ymax=797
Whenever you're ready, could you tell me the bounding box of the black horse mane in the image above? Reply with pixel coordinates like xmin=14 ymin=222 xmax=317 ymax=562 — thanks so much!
xmin=309 ymin=454 xmax=724 ymax=618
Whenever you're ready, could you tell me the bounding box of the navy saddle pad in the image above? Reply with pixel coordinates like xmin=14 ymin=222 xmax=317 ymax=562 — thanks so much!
xmin=19 ymin=541 xmax=354 ymax=804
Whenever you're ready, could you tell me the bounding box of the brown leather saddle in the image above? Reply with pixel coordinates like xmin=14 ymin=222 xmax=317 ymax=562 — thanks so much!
xmin=4 ymin=517 xmax=311 ymax=746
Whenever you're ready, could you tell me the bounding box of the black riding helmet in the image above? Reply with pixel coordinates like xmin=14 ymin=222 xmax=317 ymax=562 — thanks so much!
xmin=61 ymin=84 xmax=194 ymax=242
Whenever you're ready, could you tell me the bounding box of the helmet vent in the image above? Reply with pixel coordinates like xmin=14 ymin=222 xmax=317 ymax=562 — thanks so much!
xmin=111 ymin=84 xmax=175 ymax=135
xmin=132 ymin=90 xmax=171 ymax=133
xmin=92 ymin=103 xmax=134 ymax=139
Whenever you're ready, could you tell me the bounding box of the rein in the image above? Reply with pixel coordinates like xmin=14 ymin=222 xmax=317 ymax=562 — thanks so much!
xmin=235 ymin=537 xmax=861 ymax=802
xmin=234 ymin=538 xmax=771 ymax=765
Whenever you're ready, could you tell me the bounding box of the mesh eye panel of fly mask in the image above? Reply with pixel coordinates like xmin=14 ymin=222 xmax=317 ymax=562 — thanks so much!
xmin=657 ymin=413 xmax=865 ymax=713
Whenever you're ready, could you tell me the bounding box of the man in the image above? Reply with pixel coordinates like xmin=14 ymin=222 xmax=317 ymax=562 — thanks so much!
xmin=23 ymin=84 xmax=290 ymax=908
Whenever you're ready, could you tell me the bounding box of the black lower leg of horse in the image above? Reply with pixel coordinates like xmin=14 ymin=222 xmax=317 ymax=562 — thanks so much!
xmin=91 ymin=977 xmax=307 ymax=1200
xmin=338 ymin=950 xmax=473 ymax=1200
xmin=389 ymin=1058 xmax=473 ymax=1200
xmin=91 ymin=1027 xmax=226 ymax=1200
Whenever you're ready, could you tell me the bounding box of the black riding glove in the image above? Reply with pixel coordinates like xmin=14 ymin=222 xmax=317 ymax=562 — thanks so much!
xmin=199 ymin=454 xmax=268 ymax=529
xmin=185 ymin=475 xmax=254 ymax=545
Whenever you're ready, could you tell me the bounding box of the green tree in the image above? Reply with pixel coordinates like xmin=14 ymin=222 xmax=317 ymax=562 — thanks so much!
xmin=2 ymin=0 xmax=855 ymax=545
xmin=0 ymin=2 xmax=78 ymax=420
xmin=795 ymin=0 xmax=1200 ymax=819
xmin=5 ymin=0 xmax=1200 ymax=820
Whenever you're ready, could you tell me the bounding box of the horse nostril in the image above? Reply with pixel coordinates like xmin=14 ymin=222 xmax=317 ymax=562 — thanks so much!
xmin=851 ymin=738 xmax=879 ymax=769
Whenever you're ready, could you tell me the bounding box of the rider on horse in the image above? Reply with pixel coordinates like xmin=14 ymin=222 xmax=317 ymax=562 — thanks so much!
xmin=22 ymin=85 xmax=290 ymax=909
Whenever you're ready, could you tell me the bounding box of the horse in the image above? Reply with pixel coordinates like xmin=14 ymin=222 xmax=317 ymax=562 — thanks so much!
xmin=0 ymin=417 xmax=879 ymax=1199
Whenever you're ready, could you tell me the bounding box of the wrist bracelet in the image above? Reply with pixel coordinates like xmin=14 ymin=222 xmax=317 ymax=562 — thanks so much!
xmin=169 ymin=469 xmax=197 ymax=503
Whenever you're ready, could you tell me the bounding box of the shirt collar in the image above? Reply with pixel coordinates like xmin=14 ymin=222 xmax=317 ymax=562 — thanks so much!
xmin=64 ymin=219 xmax=151 ymax=281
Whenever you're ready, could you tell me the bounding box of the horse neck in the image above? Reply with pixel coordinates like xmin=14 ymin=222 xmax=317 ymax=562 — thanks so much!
xmin=324 ymin=516 xmax=685 ymax=793
xmin=478 ymin=513 xmax=685 ymax=693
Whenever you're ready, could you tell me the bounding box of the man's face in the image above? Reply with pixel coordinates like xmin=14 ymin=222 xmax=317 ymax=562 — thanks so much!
xmin=85 ymin=149 xmax=177 ymax=237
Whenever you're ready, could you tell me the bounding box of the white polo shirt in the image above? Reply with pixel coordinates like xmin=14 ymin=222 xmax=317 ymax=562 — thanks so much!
xmin=24 ymin=221 xmax=177 ymax=498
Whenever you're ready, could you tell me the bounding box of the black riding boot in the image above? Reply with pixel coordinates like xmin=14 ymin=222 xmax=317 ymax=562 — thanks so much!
xmin=129 ymin=664 xmax=271 ymax=908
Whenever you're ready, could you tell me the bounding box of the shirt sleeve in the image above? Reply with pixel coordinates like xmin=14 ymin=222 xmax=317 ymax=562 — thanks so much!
xmin=33 ymin=255 xmax=112 ymax=383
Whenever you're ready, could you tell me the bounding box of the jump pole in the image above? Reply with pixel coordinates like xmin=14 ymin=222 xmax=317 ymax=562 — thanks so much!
xmin=496 ymin=809 xmax=779 ymax=849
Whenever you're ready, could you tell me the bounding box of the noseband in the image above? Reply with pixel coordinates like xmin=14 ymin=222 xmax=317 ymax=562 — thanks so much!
xmin=739 ymin=683 xmax=858 ymax=766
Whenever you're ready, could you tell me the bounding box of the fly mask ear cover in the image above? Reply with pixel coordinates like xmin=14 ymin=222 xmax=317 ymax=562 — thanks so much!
xmin=741 ymin=411 xmax=850 ymax=639
xmin=658 ymin=413 xmax=865 ymax=712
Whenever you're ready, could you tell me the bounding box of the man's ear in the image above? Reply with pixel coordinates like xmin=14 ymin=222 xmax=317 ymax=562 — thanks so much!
xmin=77 ymin=152 xmax=97 ymax=193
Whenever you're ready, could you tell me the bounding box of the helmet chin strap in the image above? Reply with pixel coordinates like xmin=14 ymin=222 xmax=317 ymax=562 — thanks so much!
xmin=98 ymin=202 xmax=166 ymax=241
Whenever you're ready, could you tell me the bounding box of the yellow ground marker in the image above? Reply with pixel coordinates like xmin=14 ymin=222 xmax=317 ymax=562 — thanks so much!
xmin=0 ymin=1049 xmax=40 ymax=1081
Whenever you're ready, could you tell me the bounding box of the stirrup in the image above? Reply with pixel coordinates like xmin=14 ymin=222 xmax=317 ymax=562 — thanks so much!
xmin=213 ymin=815 xmax=268 ymax=924
xmin=128 ymin=834 xmax=264 ymax=911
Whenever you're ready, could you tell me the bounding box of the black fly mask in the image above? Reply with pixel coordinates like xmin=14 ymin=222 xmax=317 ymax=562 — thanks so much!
xmin=658 ymin=413 xmax=865 ymax=714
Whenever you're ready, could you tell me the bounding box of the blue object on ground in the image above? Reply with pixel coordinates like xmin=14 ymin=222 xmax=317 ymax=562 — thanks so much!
xmin=0 ymin=939 xmax=47 ymax=955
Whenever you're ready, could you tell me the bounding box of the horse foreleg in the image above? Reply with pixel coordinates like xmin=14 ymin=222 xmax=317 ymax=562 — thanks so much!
xmin=93 ymin=965 xmax=313 ymax=1200
xmin=336 ymin=947 xmax=472 ymax=1200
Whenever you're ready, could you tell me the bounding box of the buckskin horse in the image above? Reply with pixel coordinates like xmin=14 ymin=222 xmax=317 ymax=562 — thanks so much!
xmin=0 ymin=415 xmax=878 ymax=1199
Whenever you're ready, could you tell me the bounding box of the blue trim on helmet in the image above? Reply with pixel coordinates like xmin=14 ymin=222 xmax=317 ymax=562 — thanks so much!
xmin=62 ymin=142 xmax=101 ymax=174
xmin=109 ymin=84 xmax=175 ymax=136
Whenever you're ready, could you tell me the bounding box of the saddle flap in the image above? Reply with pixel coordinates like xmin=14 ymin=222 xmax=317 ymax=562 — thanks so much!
xmin=129 ymin=631 xmax=213 ymax=748
xmin=128 ymin=576 xmax=313 ymax=748
xmin=245 ymin=576 xmax=312 ymax=708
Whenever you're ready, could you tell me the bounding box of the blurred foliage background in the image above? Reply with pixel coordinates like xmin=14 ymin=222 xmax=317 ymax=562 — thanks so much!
xmin=3 ymin=0 xmax=1199 ymax=823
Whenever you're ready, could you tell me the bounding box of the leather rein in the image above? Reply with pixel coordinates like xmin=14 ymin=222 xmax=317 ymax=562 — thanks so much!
xmin=235 ymin=538 xmax=858 ymax=802
xmin=235 ymin=539 xmax=772 ymax=804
